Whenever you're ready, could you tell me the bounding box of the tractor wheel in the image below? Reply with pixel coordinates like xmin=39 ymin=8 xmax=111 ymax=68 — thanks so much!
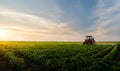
xmin=83 ymin=42 xmax=85 ymax=45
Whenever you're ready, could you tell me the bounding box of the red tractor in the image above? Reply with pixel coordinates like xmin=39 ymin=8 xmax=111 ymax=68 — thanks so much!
xmin=83 ymin=36 xmax=95 ymax=45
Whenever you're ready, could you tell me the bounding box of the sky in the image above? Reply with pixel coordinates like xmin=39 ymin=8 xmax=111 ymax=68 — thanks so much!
xmin=0 ymin=0 xmax=119 ymax=41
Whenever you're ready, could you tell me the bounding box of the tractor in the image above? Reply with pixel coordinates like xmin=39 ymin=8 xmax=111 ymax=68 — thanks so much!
xmin=83 ymin=36 xmax=95 ymax=45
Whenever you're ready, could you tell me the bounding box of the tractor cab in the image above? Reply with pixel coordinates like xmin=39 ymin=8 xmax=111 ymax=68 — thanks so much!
xmin=83 ymin=36 xmax=95 ymax=45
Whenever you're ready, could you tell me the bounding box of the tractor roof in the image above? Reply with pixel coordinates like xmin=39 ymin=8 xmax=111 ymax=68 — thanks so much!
xmin=85 ymin=36 xmax=93 ymax=37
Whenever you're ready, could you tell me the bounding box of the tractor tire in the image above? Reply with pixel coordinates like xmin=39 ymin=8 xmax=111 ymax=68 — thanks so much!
xmin=83 ymin=42 xmax=85 ymax=45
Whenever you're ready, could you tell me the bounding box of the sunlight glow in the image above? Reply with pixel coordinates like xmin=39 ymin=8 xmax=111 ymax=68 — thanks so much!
xmin=0 ymin=30 xmax=6 ymax=37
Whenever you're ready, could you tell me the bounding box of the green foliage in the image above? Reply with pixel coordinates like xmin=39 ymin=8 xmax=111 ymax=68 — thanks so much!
xmin=4 ymin=52 xmax=25 ymax=71
xmin=91 ymin=45 xmax=114 ymax=58
xmin=10 ymin=42 xmax=113 ymax=71
xmin=1 ymin=42 xmax=120 ymax=71
xmin=102 ymin=43 xmax=119 ymax=60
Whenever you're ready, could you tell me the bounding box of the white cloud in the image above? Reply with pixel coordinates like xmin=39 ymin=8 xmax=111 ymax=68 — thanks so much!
xmin=0 ymin=8 xmax=58 ymax=28
xmin=87 ymin=28 xmax=108 ymax=37
xmin=89 ymin=0 xmax=120 ymax=41
xmin=0 ymin=8 xmax=82 ymax=41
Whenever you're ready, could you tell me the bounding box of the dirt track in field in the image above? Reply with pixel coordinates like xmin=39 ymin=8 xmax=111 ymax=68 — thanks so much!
xmin=16 ymin=54 xmax=50 ymax=71
xmin=0 ymin=44 xmax=9 ymax=71
xmin=114 ymin=44 xmax=120 ymax=61
xmin=24 ymin=58 xmax=50 ymax=71
xmin=0 ymin=52 xmax=9 ymax=71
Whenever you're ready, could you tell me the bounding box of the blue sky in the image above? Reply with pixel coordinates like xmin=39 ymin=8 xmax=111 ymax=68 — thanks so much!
xmin=0 ymin=0 xmax=119 ymax=41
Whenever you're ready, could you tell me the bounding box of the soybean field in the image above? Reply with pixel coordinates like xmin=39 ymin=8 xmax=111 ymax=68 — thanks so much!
xmin=0 ymin=42 xmax=120 ymax=71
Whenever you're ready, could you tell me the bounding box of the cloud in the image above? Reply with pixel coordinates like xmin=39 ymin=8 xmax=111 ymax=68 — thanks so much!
xmin=88 ymin=0 xmax=120 ymax=40
xmin=0 ymin=7 xmax=82 ymax=41
xmin=0 ymin=8 xmax=57 ymax=28
xmin=0 ymin=0 xmax=62 ymax=21
xmin=0 ymin=0 xmax=119 ymax=41
xmin=87 ymin=28 xmax=108 ymax=37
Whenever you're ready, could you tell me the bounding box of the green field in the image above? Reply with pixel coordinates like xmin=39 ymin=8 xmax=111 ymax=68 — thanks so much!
xmin=0 ymin=42 xmax=120 ymax=71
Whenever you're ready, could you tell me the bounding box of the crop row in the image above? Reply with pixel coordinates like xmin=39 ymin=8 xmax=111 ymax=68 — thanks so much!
xmin=11 ymin=43 xmax=113 ymax=71
xmin=91 ymin=45 xmax=114 ymax=58
xmin=83 ymin=43 xmax=120 ymax=71
xmin=4 ymin=52 xmax=26 ymax=71
xmin=1 ymin=42 xmax=119 ymax=71
xmin=102 ymin=43 xmax=119 ymax=60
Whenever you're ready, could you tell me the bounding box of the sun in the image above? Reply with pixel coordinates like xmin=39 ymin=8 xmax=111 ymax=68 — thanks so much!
xmin=0 ymin=30 xmax=6 ymax=37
